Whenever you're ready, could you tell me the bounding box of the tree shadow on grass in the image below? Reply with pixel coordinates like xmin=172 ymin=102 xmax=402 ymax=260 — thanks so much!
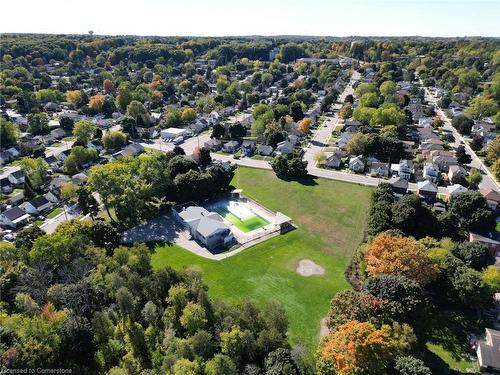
xmin=414 ymin=304 xmax=480 ymax=371
xmin=278 ymin=175 xmax=318 ymax=186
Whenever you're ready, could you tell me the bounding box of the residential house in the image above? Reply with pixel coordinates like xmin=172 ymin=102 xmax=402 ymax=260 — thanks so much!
xmin=115 ymin=143 xmax=145 ymax=158
xmin=446 ymin=184 xmax=468 ymax=201
xmin=50 ymin=128 xmax=66 ymax=140
xmin=275 ymin=141 xmax=294 ymax=156
xmin=287 ymin=134 xmax=300 ymax=146
xmin=418 ymin=117 xmax=433 ymax=128
xmin=325 ymin=152 xmax=343 ymax=169
xmin=0 ymin=177 xmax=12 ymax=194
xmin=7 ymin=170 xmax=25 ymax=186
xmin=390 ymin=177 xmax=408 ymax=195
xmin=24 ymin=196 xmax=53 ymax=215
xmin=176 ymin=206 xmax=234 ymax=250
xmin=423 ymin=164 xmax=440 ymax=183
xmin=448 ymin=165 xmax=466 ymax=182
xmin=0 ymin=151 xmax=12 ymax=165
xmin=7 ymin=190 xmax=24 ymax=205
xmin=420 ymin=143 xmax=445 ymax=155
xmin=476 ymin=328 xmax=500 ymax=372
xmin=344 ymin=119 xmax=362 ymax=128
xmin=257 ymin=145 xmax=274 ymax=156
xmin=391 ymin=159 xmax=413 ymax=180
xmin=6 ymin=147 xmax=20 ymax=159
xmin=44 ymin=190 xmax=60 ymax=204
xmin=49 ymin=175 xmax=69 ymax=191
xmin=469 ymin=232 xmax=500 ymax=257
xmin=44 ymin=155 xmax=60 ymax=169
xmin=190 ymin=118 xmax=210 ymax=133
xmin=87 ymin=139 xmax=104 ymax=152
xmin=204 ymin=139 xmax=223 ymax=151
xmin=336 ymin=132 xmax=353 ymax=149
xmin=349 ymin=155 xmax=365 ymax=173
xmin=433 ymin=155 xmax=458 ymax=172
xmin=223 ymin=141 xmax=241 ymax=154
xmin=449 ymin=102 xmax=464 ymax=117
xmin=0 ymin=206 xmax=31 ymax=228
xmin=369 ymin=161 xmax=390 ymax=177
xmin=72 ymin=173 xmax=88 ymax=186
xmin=417 ymin=180 xmax=438 ymax=201
xmin=480 ymin=188 xmax=500 ymax=212
xmin=241 ymin=140 xmax=256 ymax=156
xmin=161 ymin=127 xmax=187 ymax=140
xmin=57 ymin=149 xmax=71 ymax=162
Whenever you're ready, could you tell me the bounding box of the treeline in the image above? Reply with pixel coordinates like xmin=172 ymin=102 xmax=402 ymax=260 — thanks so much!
xmin=0 ymin=221 xmax=304 ymax=374
xmin=87 ymin=150 xmax=235 ymax=228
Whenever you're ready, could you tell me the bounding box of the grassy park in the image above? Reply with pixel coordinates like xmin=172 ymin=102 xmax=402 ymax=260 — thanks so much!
xmin=152 ymin=166 xmax=372 ymax=350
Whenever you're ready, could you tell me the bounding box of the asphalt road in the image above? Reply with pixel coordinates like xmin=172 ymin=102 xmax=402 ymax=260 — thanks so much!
xmin=1 ymin=140 xmax=74 ymax=179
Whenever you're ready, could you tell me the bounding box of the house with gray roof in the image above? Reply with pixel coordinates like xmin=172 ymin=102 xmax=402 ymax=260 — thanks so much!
xmin=177 ymin=206 xmax=234 ymax=250
xmin=477 ymin=328 xmax=500 ymax=372
xmin=417 ymin=180 xmax=438 ymax=201
xmin=325 ymin=152 xmax=343 ymax=169
xmin=24 ymin=196 xmax=53 ymax=215
xmin=223 ymin=141 xmax=241 ymax=154
xmin=257 ymin=145 xmax=274 ymax=156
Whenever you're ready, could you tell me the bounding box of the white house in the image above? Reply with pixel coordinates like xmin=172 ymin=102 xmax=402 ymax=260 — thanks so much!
xmin=476 ymin=328 xmax=500 ymax=372
xmin=161 ymin=127 xmax=187 ymax=140
xmin=423 ymin=164 xmax=439 ymax=183
xmin=0 ymin=206 xmax=31 ymax=228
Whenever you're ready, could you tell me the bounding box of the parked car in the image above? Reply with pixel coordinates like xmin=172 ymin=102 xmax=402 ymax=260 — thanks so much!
xmin=173 ymin=136 xmax=184 ymax=145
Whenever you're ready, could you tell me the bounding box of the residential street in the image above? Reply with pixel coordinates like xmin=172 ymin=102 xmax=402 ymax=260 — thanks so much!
xmin=421 ymin=81 xmax=499 ymax=193
xmin=302 ymin=70 xmax=360 ymax=168
xmin=140 ymin=132 xmax=211 ymax=155
xmin=0 ymin=140 xmax=74 ymax=179
xmin=39 ymin=206 xmax=81 ymax=234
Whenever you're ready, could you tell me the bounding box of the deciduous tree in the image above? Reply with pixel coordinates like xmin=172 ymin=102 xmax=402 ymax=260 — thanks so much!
xmin=365 ymin=232 xmax=438 ymax=285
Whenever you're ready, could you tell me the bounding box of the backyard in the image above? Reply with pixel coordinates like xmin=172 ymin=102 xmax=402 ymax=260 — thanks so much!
xmin=151 ymin=166 xmax=372 ymax=351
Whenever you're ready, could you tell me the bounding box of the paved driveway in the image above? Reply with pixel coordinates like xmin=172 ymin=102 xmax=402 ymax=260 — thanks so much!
xmin=121 ymin=214 xmax=216 ymax=258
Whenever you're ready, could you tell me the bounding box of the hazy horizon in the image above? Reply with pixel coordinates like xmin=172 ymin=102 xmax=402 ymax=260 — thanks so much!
xmin=2 ymin=0 xmax=499 ymax=38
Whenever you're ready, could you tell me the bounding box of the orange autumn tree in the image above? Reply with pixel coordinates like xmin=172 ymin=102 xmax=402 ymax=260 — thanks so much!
xmin=366 ymin=232 xmax=438 ymax=285
xmin=317 ymin=320 xmax=415 ymax=375
xmin=89 ymin=94 xmax=105 ymax=112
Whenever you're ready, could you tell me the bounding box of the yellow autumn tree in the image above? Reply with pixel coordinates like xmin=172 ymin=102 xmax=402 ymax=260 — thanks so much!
xmin=298 ymin=118 xmax=312 ymax=135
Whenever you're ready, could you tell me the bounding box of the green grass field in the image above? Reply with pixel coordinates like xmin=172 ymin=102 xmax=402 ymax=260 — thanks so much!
xmin=151 ymin=167 xmax=372 ymax=351
xmin=47 ymin=207 xmax=63 ymax=219
xmin=213 ymin=207 xmax=269 ymax=232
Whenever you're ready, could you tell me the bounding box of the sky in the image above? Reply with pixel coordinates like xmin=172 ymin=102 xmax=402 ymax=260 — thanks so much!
xmin=2 ymin=0 xmax=499 ymax=37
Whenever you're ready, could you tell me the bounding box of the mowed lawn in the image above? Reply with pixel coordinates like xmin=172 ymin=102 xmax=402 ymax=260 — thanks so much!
xmin=151 ymin=167 xmax=372 ymax=350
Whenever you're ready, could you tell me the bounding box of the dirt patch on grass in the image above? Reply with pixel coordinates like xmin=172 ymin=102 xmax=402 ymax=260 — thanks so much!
xmin=320 ymin=317 xmax=330 ymax=338
xmin=296 ymin=259 xmax=325 ymax=276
